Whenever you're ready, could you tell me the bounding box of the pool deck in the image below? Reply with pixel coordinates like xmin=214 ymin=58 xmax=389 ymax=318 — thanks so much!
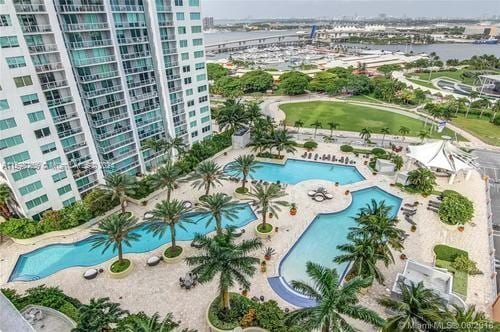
xmin=0 ymin=143 xmax=494 ymax=331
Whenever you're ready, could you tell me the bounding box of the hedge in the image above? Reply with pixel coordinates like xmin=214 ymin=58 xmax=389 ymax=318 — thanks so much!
xmin=434 ymin=244 xmax=468 ymax=262
xmin=438 ymin=190 xmax=474 ymax=225
xmin=340 ymin=145 xmax=354 ymax=152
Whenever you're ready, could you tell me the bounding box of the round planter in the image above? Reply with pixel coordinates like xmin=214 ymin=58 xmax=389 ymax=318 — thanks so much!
xmin=234 ymin=188 xmax=251 ymax=200
xmin=108 ymin=259 xmax=134 ymax=279
xmin=289 ymin=208 xmax=297 ymax=216
xmin=255 ymin=223 xmax=274 ymax=239
xmin=162 ymin=245 xmax=184 ymax=264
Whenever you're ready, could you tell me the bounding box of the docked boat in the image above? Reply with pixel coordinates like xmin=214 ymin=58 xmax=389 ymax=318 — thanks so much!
xmin=473 ymin=37 xmax=498 ymax=45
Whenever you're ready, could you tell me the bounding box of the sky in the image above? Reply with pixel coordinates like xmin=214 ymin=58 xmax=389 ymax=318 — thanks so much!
xmin=201 ymin=0 xmax=500 ymax=20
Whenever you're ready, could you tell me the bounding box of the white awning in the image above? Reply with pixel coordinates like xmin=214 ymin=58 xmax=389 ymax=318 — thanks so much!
xmin=407 ymin=140 xmax=478 ymax=173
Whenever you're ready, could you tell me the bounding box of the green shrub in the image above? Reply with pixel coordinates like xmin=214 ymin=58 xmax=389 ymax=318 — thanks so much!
xmin=254 ymin=300 xmax=286 ymax=332
xmin=407 ymin=168 xmax=436 ymax=195
xmin=0 ymin=218 xmax=41 ymax=239
xmin=303 ymin=141 xmax=318 ymax=150
xmin=340 ymin=145 xmax=354 ymax=152
xmin=1 ymin=288 xmax=25 ymax=309
xmin=452 ymin=255 xmax=481 ymax=275
xmin=438 ymin=190 xmax=474 ymax=225
xmin=371 ymin=148 xmax=387 ymax=157
xmin=58 ymin=301 xmax=80 ymax=321
xmin=434 ymin=244 xmax=468 ymax=262
xmin=208 ymin=293 xmax=252 ymax=329
xmin=83 ymin=188 xmax=119 ymax=216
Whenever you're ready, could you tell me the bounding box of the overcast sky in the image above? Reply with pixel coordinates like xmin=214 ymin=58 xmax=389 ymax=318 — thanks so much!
xmin=201 ymin=1 xmax=500 ymax=20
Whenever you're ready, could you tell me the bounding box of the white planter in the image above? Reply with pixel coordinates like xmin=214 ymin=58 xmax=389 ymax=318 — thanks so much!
xmin=162 ymin=245 xmax=184 ymax=264
xmin=254 ymin=223 xmax=274 ymax=239
xmin=108 ymin=259 xmax=134 ymax=279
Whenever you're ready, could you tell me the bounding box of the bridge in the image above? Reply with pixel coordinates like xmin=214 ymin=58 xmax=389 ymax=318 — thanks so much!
xmin=205 ymin=33 xmax=311 ymax=53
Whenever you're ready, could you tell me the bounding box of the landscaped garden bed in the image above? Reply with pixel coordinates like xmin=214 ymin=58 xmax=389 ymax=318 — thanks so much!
xmin=433 ymin=245 xmax=470 ymax=297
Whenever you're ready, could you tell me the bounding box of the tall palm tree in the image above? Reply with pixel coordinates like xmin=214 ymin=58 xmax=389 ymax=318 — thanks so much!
xmin=225 ymin=154 xmax=260 ymax=191
xmin=447 ymin=305 xmax=493 ymax=332
xmin=102 ymin=173 xmax=137 ymax=214
xmin=190 ymin=160 xmax=225 ymax=197
xmin=399 ymin=126 xmax=410 ymax=142
xmin=150 ymin=161 xmax=185 ymax=202
xmin=249 ymin=183 xmax=288 ymax=230
xmin=379 ymin=280 xmax=446 ymax=331
xmin=90 ymin=213 xmax=141 ymax=264
xmin=0 ymin=183 xmax=13 ymax=220
xmin=285 ymin=262 xmax=385 ymax=331
xmin=75 ymin=297 xmax=126 ymax=332
xmin=294 ymin=120 xmax=304 ymax=139
xmin=311 ymin=120 xmax=322 ymax=139
xmin=245 ymin=100 xmax=262 ymax=129
xmin=144 ymin=199 xmax=192 ymax=255
xmin=380 ymin=127 xmax=390 ymax=147
xmin=197 ymin=193 xmax=242 ymax=236
xmin=335 ymin=233 xmax=386 ymax=284
xmin=166 ymin=136 xmax=187 ymax=159
xmin=272 ymin=129 xmax=297 ymax=157
xmin=327 ymin=122 xmax=339 ymax=137
xmin=418 ymin=130 xmax=430 ymax=143
xmin=143 ymin=138 xmax=167 ymax=154
xmin=360 ymin=127 xmax=372 ymax=143
xmin=185 ymin=228 xmax=262 ymax=311
xmin=478 ymin=97 xmax=491 ymax=119
xmin=217 ymin=98 xmax=247 ymax=132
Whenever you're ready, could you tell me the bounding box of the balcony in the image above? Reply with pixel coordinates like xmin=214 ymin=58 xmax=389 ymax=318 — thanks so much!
xmin=95 ymin=126 xmax=132 ymax=140
xmin=97 ymin=136 xmax=136 ymax=154
xmin=87 ymin=99 xmax=125 ymax=114
xmin=127 ymin=78 xmax=156 ymax=89
xmin=63 ymin=141 xmax=87 ymax=153
xmin=58 ymin=128 xmax=82 ymax=139
xmin=68 ymin=39 xmax=113 ymax=49
xmin=77 ymin=180 xmax=99 ymax=193
xmin=78 ymin=70 xmax=120 ymax=83
xmin=63 ymin=22 xmax=109 ymax=32
xmin=73 ymin=55 xmax=115 ymax=67
xmin=158 ymin=20 xmax=174 ymax=27
xmin=139 ymin=128 xmax=163 ymax=140
xmin=130 ymin=91 xmax=158 ymax=102
xmin=53 ymin=112 xmax=78 ymax=124
xmin=136 ymin=115 xmax=163 ymax=128
xmin=165 ymin=62 xmax=179 ymax=69
xmin=41 ymin=79 xmax=68 ymax=91
xmin=123 ymin=65 xmax=154 ymax=75
xmin=162 ymin=48 xmax=178 ymax=55
xmin=121 ymin=50 xmax=151 ymax=60
xmin=34 ymin=62 xmax=64 ymax=73
xmin=22 ymin=24 xmax=52 ymax=34
xmin=117 ymin=36 xmax=148 ymax=45
xmin=91 ymin=112 xmax=128 ymax=128
xmin=47 ymin=96 xmax=74 ymax=108
xmin=111 ymin=4 xmax=144 ymax=12
xmin=83 ymin=85 xmax=122 ymax=98
xmin=160 ymin=35 xmax=176 ymax=41
xmin=58 ymin=4 xmax=105 ymax=12
xmin=133 ymin=103 xmax=160 ymax=115
xmin=68 ymin=155 xmax=92 ymax=166
xmin=111 ymin=160 xmax=140 ymax=175
xmin=115 ymin=21 xmax=147 ymax=29
xmin=156 ymin=5 xmax=173 ymax=12
xmin=170 ymin=98 xmax=184 ymax=105
xmin=28 ymin=44 xmax=58 ymax=54
xmin=166 ymin=74 xmax=181 ymax=80
xmin=14 ymin=4 xmax=46 ymax=12
xmin=104 ymin=149 xmax=137 ymax=164
xmin=168 ymin=85 xmax=182 ymax=93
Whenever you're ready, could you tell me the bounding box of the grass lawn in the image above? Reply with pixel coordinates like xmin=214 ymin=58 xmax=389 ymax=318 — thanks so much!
xmin=281 ymin=101 xmax=459 ymax=139
xmin=346 ymin=95 xmax=384 ymax=104
xmin=451 ymin=116 xmax=500 ymax=146
xmin=407 ymin=78 xmax=437 ymax=89
xmin=433 ymin=244 xmax=468 ymax=297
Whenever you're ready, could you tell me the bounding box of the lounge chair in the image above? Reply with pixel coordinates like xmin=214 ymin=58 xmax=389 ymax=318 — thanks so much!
xmin=401 ymin=207 xmax=416 ymax=213
xmin=147 ymin=256 xmax=161 ymax=267
xmin=83 ymin=269 xmax=98 ymax=280
xmin=324 ymin=193 xmax=333 ymax=199
xmin=308 ymin=153 xmax=312 ymax=159
xmin=308 ymin=190 xmax=317 ymax=197
xmin=405 ymin=216 xmax=416 ymax=225
xmin=427 ymin=206 xmax=439 ymax=212
xmin=302 ymin=152 xmax=307 ymax=158
xmin=313 ymin=195 xmax=325 ymax=202
xmin=234 ymin=229 xmax=245 ymax=237
xmin=182 ymin=201 xmax=193 ymax=209
xmin=314 ymin=153 xmax=318 ymax=160
xmin=429 ymin=200 xmax=441 ymax=205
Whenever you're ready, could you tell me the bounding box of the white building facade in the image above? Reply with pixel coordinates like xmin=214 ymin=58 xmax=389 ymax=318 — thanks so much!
xmin=0 ymin=0 xmax=212 ymax=219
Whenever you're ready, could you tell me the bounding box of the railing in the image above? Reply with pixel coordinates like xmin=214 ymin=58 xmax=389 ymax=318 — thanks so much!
xmin=139 ymin=128 xmax=163 ymax=140
xmin=158 ymin=20 xmax=174 ymax=27
xmin=166 ymin=74 xmax=181 ymax=80
xmin=168 ymin=85 xmax=182 ymax=92
xmin=162 ymin=48 xmax=178 ymax=55
xmin=170 ymin=98 xmax=184 ymax=105
xmin=77 ymin=180 xmax=99 ymax=192
xmin=72 ymin=167 xmax=96 ymax=180
xmin=156 ymin=5 xmax=173 ymax=12
xmin=161 ymin=35 xmax=176 ymax=41
xmin=22 ymin=24 xmax=52 ymax=33
xmin=95 ymin=126 xmax=132 ymax=140
xmin=165 ymin=61 xmax=179 ymax=68
xmin=58 ymin=128 xmax=82 ymax=138
xmin=111 ymin=4 xmax=144 ymax=11
xmin=73 ymin=55 xmax=115 ymax=67
xmin=122 ymin=51 xmax=151 ymax=60
xmin=34 ymin=62 xmax=64 ymax=73
xmin=91 ymin=112 xmax=128 ymax=127
xmin=58 ymin=4 xmax=105 ymax=12
xmin=28 ymin=44 xmax=58 ymax=53
xmin=53 ymin=112 xmax=78 ymax=123
xmin=63 ymin=141 xmax=87 ymax=153
xmin=127 ymin=78 xmax=156 ymax=89
xmin=104 ymin=149 xmax=137 ymax=164
xmin=63 ymin=22 xmax=109 ymax=32
xmin=130 ymin=91 xmax=158 ymax=102
xmin=68 ymin=39 xmax=113 ymax=49
xmin=97 ymin=136 xmax=136 ymax=154
xmin=83 ymin=85 xmax=122 ymax=98
xmin=485 ymin=179 xmax=497 ymax=300
xmin=115 ymin=21 xmax=147 ymax=29
xmin=136 ymin=115 xmax=163 ymax=128
xmin=47 ymin=96 xmax=74 ymax=107
xmin=78 ymin=70 xmax=120 ymax=82
xmin=41 ymin=79 xmax=68 ymax=90
xmin=87 ymin=99 xmax=125 ymax=114
xmin=117 ymin=36 xmax=148 ymax=44
xmin=123 ymin=65 xmax=154 ymax=75
xmin=133 ymin=104 xmax=160 ymax=115
xmin=14 ymin=4 xmax=46 ymax=12
xmin=111 ymin=160 xmax=140 ymax=175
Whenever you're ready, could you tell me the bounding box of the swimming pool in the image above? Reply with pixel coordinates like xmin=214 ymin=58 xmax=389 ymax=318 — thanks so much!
xmin=9 ymin=204 xmax=257 ymax=282
xmin=279 ymin=187 xmax=402 ymax=286
xmin=225 ymin=159 xmax=365 ymax=185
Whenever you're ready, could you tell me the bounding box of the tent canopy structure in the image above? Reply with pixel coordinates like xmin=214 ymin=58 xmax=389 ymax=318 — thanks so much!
xmin=407 ymin=140 xmax=478 ymax=174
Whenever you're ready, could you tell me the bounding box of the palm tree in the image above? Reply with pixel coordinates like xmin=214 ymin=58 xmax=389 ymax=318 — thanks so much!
xmin=102 ymin=173 xmax=137 ymax=214
xmin=310 ymin=120 xmax=322 ymax=139
xmin=143 ymin=138 xmax=167 ymax=154
xmin=327 ymin=122 xmax=339 ymax=137
xmin=0 ymin=183 xmax=13 ymax=219
xmin=150 ymin=161 xmax=184 ymax=202
xmin=408 ymin=167 xmax=436 ymax=194
xmin=272 ymin=129 xmax=297 ymax=157
xmin=294 ymin=120 xmax=304 ymax=139
xmin=465 ymin=91 xmax=479 ymax=118
xmin=144 ymin=199 xmax=192 ymax=255
xmin=90 ymin=213 xmax=141 ymax=264
xmin=380 ymin=127 xmax=390 ymax=147
xmin=225 ymin=154 xmax=260 ymax=191
xmin=217 ymin=98 xmax=247 ymax=132
xmin=74 ymin=297 xmax=126 ymax=332
xmin=335 ymin=233 xmax=386 ymax=284
xmin=190 ymin=160 xmax=225 ymax=197
xmin=285 ymin=262 xmax=384 ymax=331
xmin=491 ymin=101 xmax=499 ymax=123
xmin=399 ymin=126 xmax=410 ymax=142
xmin=248 ymin=183 xmax=288 ymax=231
xmin=166 ymin=136 xmax=187 ymax=159
xmin=245 ymin=100 xmax=262 ymax=129
xmin=478 ymin=97 xmax=491 ymax=119
xmin=447 ymin=305 xmax=493 ymax=332
xmin=379 ymin=280 xmax=446 ymax=331
xmin=122 ymin=312 xmax=194 ymax=332
xmin=197 ymin=193 xmax=242 ymax=236
xmin=360 ymin=127 xmax=372 ymax=143
xmin=418 ymin=130 xmax=430 ymax=143
xmin=185 ymin=228 xmax=262 ymax=311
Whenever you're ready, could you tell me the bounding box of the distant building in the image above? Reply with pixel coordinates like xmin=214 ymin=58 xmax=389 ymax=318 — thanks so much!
xmin=203 ymin=16 xmax=214 ymax=30
xmin=463 ymin=24 xmax=499 ymax=36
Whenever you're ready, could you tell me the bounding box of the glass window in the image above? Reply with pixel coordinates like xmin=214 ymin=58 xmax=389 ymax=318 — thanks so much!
xmin=194 ymin=50 xmax=204 ymax=58
xmin=40 ymin=142 xmax=57 ymax=154
xmin=192 ymin=38 xmax=203 ymax=46
xmin=176 ymin=12 xmax=185 ymax=20
xmin=199 ymin=95 xmax=208 ymax=103
xmin=12 ymin=168 xmax=37 ymax=181
xmin=179 ymin=40 xmax=188 ymax=48
xmin=27 ymin=110 xmax=45 ymax=123
xmin=202 ymin=125 xmax=211 ymax=133
xmin=19 ymin=181 xmax=43 ymax=196
xmin=191 ymin=130 xmax=198 ymax=137
xmin=197 ymin=85 xmax=207 ymax=93
xmin=57 ymin=184 xmax=72 ymax=195
xmin=0 ymin=118 xmax=17 ymax=130
xmin=195 ymin=62 xmax=205 ymax=70
xmin=46 ymin=157 xmax=61 ymax=169
xmin=196 ymin=74 xmax=206 ymax=81
xmin=201 ymin=115 xmax=210 ymax=123
xmin=34 ymin=127 xmax=50 ymax=139
xmin=6 ymin=56 xmax=26 ymax=68
xmin=174 ymin=0 xmax=183 ymax=5
xmin=191 ymin=26 xmax=202 ymax=33
xmin=0 ymin=14 xmax=11 ymax=26
xmin=0 ymin=135 xmax=23 ymax=150
xmin=189 ymin=0 xmax=199 ymax=6
xmin=0 ymin=36 xmax=18 ymax=48
xmin=21 ymin=93 xmax=39 ymax=105
xmin=4 ymin=151 xmax=30 ymax=164
xmin=52 ymin=171 xmax=67 ymax=183
xmin=63 ymin=197 xmax=76 ymax=206
xmin=200 ymin=105 xmax=209 ymax=113
xmin=14 ymin=76 xmax=33 ymax=88
xmin=0 ymin=99 xmax=9 ymax=110
xmin=177 ymin=26 xmax=186 ymax=34
xmin=190 ymin=13 xmax=201 ymax=20
xmin=185 ymin=88 xmax=193 ymax=96
xmin=181 ymin=52 xmax=189 ymax=60
xmin=189 ymin=110 xmax=196 ymax=117
xmin=25 ymin=194 xmax=49 ymax=209
xmin=190 ymin=120 xmax=197 ymax=128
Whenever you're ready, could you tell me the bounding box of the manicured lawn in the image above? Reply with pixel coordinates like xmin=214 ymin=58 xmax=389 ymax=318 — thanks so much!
xmin=451 ymin=116 xmax=500 ymax=146
xmin=346 ymin=95 xmax=384 ymax=104
xmin=433 ymin=244 xmax=469 ymax=297
xmin=281 ymin=101 xmax=459 ymax=139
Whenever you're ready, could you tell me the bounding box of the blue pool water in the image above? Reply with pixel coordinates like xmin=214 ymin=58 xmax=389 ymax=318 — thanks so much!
xmin=9 ymin=204 xmax=257 ymax=282
xmin=279 ymin=187 xmax=402 ymax=285
xmin=225 ymin=159 xmax=365 ymax=185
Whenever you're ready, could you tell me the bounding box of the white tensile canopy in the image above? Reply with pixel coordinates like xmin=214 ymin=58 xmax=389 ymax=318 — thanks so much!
xmin=407 ymin=140 xmax=478 ymax=183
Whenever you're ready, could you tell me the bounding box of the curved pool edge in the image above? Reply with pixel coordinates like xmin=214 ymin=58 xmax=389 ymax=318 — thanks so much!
xmin=8 ymin=204 xmax=258 ymax=283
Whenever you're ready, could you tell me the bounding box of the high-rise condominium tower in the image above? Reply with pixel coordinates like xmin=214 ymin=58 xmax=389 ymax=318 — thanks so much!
xmin=0 ymin=0 xmax=212 ymax=219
